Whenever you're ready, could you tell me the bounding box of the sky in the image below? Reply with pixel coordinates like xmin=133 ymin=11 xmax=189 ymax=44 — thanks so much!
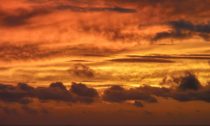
xmin=0 ymin=0 xmax=210 ymax=125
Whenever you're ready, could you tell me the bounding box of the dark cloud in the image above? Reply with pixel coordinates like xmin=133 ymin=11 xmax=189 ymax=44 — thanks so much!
xmin=152 ymin=20 xmax=210 ymax=41
xmin=0 ymin=8 xmax=51 ymax=27
xmin=49 ymin=82 xmax=67 ymax=90
xmin=0 ymin=83 xmax=32 ymax=104
xmin=69 ymin=64 xmax=95 ymax=78
xmin=70 ymin=82 xmax=98 ymax=97
xmin=35 ymin=85 xmax=74 ymax=102
xmin=177 ymin=72 xmax=202 ymax=91
xmin=169 ymin=20 xmax=210 ymax=34
xmin=109 ymin=57 xmax=174 ymax=63
xmin=102 ymin=73 xmax=210 ymax=105
xmin=152 ymin=30 xmax=191 ymax=41
xmin=56 ymin=5 xmax=136 ymax=13
xmin=128 ymin=54 xmax=210 ymax=61
xmin=17 ymin=83 xmax=34 ymax=91
xmin=70 ymin=82 xmax=99 ymax=103
xmin=161 ymin=72 xmax=202 ymax=90
xmin=0 ymin=82 xmax=98 ymax=104
xmin=102 ymin=85 xmax=158 ymax=103
xmin=0 ymin=4 xmax=136 ymax=27
xmin=106 ymin=85 xmax=210 ymax=104
xmin=0 ymin=73 xmax=210 ymax=107
xmin=102 ymin=86 xmax=127 ymax=103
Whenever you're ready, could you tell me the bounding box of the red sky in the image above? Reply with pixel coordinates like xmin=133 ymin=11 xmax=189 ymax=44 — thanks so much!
xmin=0 ymin=0 xmax=210 ymax=125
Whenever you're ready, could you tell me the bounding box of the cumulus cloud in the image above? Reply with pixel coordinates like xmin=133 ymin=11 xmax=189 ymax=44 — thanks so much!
xmin=71 ymin=82 xmax=98 ymax=97
xmin=102 ymin=72 xmax=210 ymax=105
xmin=0 ymin=73 xmax=210 ymax=107
xmin=0 ymin=82 xmax=99 ymax=104
xmin=70 ymin=82 xmax=99 ymax=103
xmin=49 ymin=82 xmax=67 ymax=90
xmin=102 ymin=85 xmax=158 ymax=103
xmin=177 ymin=72 xmax=202 ymax=91
xmin=0 ymin=83 xmax=32 ymax=104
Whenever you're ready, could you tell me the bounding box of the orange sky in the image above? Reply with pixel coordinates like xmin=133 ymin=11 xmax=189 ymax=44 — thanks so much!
xmin=0 ymin=0 xmax=210 ymax=125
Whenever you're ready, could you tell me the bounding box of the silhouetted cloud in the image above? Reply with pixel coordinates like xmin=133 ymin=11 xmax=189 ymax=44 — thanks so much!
xmin=152 ymin=20 xmax=210 ymax=41
xmin=102 ymin=85 xmax=158 ymax=103
xmin=0 ymin=73 xmax=210 ymax=107
xmin=35 ymin=85 xmax=74 ymax=102
xmin=49 ymin=82 xmax=67 ymax=90
xmin=69 ymin=64 xmax=95 ymax=78
xmin=169 ymin=20 xmax=210 ymax=34
xmin=152 ymin=31 xmax=191 ymax=41
xmin=109 ymin=57 xmax=174 ymax=63
xmin=177 ymin=72 xmax=202 ymax=91
xmin=102 ymin=72 xmax=210 ymax=105
xmin=70 ymin=82 xmax=99 ymax=103
xmin=0 ymin=82 xmax=98 ymax=104
xmin=71 ymin=82 xmax=98 ymax=97
xmin=0 ymin=83 xmax=32 ymax=104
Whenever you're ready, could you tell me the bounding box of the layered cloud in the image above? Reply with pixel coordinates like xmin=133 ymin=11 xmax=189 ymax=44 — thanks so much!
xmin=1 ymin=72 xmax=210 ymax=107
xmin=0 ymin=82 xmax=98 ymax=104
xmin=152 ymin=20 xmax=210 ymax=41
xmin=0 ymin=0 xmax=209 ymax=62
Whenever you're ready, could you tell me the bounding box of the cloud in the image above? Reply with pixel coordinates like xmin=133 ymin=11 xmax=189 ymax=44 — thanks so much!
xmin=0 ymin=83 xmax=32 ymax=104
xmin=0 ymin=3 xmax=136 ymax=27
xmin=0 ymin=72 xmax=210 ymax=107
xmin=169 ymin=20 xmax=210 ymax=34
xmin=177 ymin=72 xmax=202 ymax=91
xmin=49 ymin=82 xmax=67 ymax=90
xmin=102 ymin=72 xmax=210 ymax=105
xmin=152 ymin=31 xmax=191 ymax=41
xmin=70 ymin=82 xmax=99 ymax=103
xmin=0 ymin=8 xmax=51 ymax=27
xmin=0 ymin=82 xmax=99 ymax=104
xmin=102 ymin=85 xmax=158 ymax=103
xmin=161 ymin=72 xmax=202 ymax=90
xmin=152 ymin=20 xmax=210 ymax=41
xmin=17 ymin=83 xmax=34 ymax=91
xmin=56 ymin=5 xmax=136 ymax=13
xmin=109 ymin=57 xmax=174 ymax=63
xmin=0 ymin=0 xmax=209 ymax=61
xmin=128 ymin=54 xmax=210 ymax=61
xmin=69 ymin=64 xmax=95 ymax=79
xmin=0 ymin=43 xmax=125 ymax=61
xmin=70 ymin=82 xmax=98 ymax=97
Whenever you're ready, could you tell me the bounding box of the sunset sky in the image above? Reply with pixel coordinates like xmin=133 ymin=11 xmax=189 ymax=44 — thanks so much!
xmin=0 ymin=0 xmax=210 ymax=125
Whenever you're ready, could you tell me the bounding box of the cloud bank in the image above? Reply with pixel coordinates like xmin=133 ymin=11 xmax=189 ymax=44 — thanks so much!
xmin=1 ymin=72 xmax=210 ymax=107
